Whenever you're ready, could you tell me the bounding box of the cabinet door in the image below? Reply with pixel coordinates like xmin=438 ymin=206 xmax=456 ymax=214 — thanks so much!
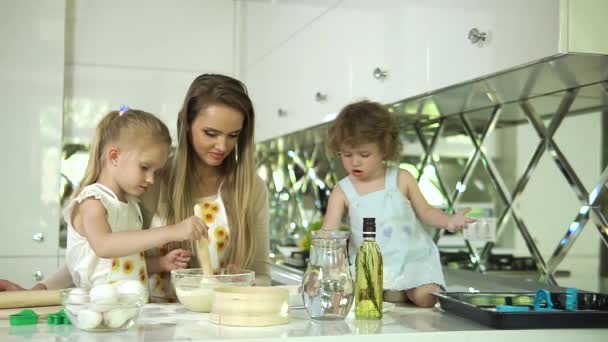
xmin=423 ymin=0 xmax=559 ymax=90
xmin=0 ymin=1 xmax=64 ymax=256
xmin=239 ymin=0 xmax=339 ymax=70
xmin=245 ymin=1 xmax=350 ymax=141
xmin=335 ymin=2 xmax=432 ymax=105
xmin=0 ymin=257 xmax=59 ymax=289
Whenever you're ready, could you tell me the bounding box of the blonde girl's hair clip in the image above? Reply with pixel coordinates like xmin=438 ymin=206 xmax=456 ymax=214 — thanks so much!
xmin=118 ymin=104 xmax=130 ymax=116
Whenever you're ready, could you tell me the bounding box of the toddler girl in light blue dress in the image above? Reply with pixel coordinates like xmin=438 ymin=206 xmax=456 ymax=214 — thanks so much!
xmin=322 ymin=100 xmax=475 ymax=307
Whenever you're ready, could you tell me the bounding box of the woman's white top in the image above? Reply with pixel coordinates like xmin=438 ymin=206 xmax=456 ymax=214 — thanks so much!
xmin=147 ymin=192 xmax=231 ymax=301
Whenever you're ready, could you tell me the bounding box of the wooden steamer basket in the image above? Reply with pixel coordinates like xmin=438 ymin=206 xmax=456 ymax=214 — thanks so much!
xmin=209 ymin=286 xmax=290 ymax=327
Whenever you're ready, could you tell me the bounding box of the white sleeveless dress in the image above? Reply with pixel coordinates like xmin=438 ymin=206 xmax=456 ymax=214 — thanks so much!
xmin=64 ymin=183 xmax=148 ymax=289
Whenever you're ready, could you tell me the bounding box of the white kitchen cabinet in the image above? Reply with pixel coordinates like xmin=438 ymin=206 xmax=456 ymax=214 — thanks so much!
xmin=0 ymin=257 xmax=60 ymax=289
xmin=238 ymin=0 xmax=340 ymax=73
xmin=415 ymin=0 xmax=559 ymax=91
xmin=241 ymin=0 xmax=350 ymax=141
xmin=0 ymin=1 xmax=65 ymax=261
xmin=243 ymin=0 xmax=606 ymax=141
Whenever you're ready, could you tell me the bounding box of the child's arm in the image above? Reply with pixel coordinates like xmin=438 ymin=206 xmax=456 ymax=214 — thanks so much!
xmin=146 ymin=249 xmax=191 ymax=274
xmin=399 ymin=169 xmax=475 ymax=231
xmin=78 ymin=198 xmax=206 ymax=258
xmin=321 ymin=186 xmax=347 ymax=230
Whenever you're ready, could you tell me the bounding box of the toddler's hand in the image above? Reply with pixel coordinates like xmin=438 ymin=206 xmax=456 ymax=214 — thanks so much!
xmin=446 ymin=207 xmax=476 ymax=232
xmin=159 ymin=248 xmax=192 ymax=271
xmin=175 ymin=216 xmax=207 ymax=241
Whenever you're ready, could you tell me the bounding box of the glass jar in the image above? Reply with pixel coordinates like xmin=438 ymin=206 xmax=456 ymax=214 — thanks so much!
xmin=301 ymin=230 xmax=354 ymax=320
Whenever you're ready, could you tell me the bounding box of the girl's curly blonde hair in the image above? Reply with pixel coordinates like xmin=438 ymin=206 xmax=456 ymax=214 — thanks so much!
xmin=328 ymin=100 xmax=402 ymax=161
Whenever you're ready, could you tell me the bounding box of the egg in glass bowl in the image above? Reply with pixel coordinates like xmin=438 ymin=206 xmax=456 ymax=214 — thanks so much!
xmin=171 ymin=268 xmax=255 ymax=312
xmin=61 ymin=280 xmax=147 ymax=331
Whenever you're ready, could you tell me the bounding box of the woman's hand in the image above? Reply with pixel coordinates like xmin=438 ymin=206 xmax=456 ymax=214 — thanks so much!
xmin=159 ymin=249 xmax=192 ymax=271
xmin=0 ymin=279 xmax=47 ymax=291
xmin=0 ymin=279 xmax=25 ymax=291
xmin=446 ymin=207 xmax=476 ymax=232
xmin=175 ymin=216 xmax=207 ymax=241
xmin=226 ymin=263 xmax=239 ymax=273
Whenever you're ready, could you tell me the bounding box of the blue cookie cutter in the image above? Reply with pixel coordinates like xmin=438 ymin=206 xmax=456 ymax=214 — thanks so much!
xmin=495 ymin=305 xmax=530 ymax=312
xmin=565 ymin=287 xmax=578 ymax=311
xmin=533 ymin=289 xmax=558 ymax=312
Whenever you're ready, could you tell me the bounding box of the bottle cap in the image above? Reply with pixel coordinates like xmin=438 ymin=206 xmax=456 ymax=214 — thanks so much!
xmin=363 ymin=217 xmax=376 ymax=234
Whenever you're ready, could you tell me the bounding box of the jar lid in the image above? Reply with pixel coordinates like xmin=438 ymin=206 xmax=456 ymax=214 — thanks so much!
xmin=311 ymin=229 xmax=349 ymax=240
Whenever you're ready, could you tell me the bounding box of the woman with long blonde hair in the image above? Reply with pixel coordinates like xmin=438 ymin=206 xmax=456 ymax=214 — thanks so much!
xmin=143 ymin=74 xmax=270 ymax=300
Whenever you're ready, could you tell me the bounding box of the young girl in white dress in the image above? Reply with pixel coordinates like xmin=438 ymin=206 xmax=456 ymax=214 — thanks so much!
xmin=64 ymin=106 xmax=207 ymax=291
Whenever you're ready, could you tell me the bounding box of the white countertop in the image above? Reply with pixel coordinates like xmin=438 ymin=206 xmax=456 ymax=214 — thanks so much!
xmin=2 ymin=303 xmax=607 ymax=342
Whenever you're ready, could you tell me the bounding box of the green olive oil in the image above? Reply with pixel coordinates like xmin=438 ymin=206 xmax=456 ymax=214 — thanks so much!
xmin=354 ymin=217 xmax=383 ymax=319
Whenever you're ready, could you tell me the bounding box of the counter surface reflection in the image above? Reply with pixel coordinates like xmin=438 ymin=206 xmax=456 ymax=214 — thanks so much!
xmin=2 ymin=302 xmax=607 ymax=341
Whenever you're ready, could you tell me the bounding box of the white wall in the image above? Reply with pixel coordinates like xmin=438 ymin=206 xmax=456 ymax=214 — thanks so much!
xmin=0 ymin=0 xmax=237 ymax=286
xmin=0 ymin=0 xmax=65 ymax=286
xmin=63 ymin=0 xmax=237 ymax=143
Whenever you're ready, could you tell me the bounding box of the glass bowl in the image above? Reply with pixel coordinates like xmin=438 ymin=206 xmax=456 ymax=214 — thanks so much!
xmin=61 ymin=287 xmax=145 ymax=331
xmin=171 ymin=268 xmax=255 ymax=312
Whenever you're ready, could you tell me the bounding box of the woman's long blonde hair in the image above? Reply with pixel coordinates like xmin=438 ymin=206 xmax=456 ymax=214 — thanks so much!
xmin=74 ymin=109 xmax=171 ymax=198
xmin=162 ymin=74 xmax=258 ymax=269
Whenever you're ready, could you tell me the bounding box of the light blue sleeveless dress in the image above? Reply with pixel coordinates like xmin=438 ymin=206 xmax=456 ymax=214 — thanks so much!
xmin=339 ymin=166 xmax=446 ymax=290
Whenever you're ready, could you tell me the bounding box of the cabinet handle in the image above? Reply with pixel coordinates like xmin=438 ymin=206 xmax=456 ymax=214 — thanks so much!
xmin=468 ymin=28 xmax=487 ymax=44
xmin=277 ymin=108 xmax=288 ymax=117
xmin=372 ymin=67 xmax=388 ymax=81
xmin=32 ymin=232 xmax=44 ymax=242
xmin=315 ymin=92 xmax=328 ymax=102
xmin=33 ymin=270 xmax=44 ymax=281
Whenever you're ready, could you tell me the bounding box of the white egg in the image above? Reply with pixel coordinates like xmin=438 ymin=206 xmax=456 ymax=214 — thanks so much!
xmin=114 ymin=280 xmax=147 ymax=302
xmin=67 ymin=287 xmax=89 ymax=304
xmin=77 ymin=309 xmax=103 ymax=330
xmin=65 ymin=304 xmax=82 ymax=317
xmin=103 ymin=308 xmax=130 ymax=329
xmin=90 ymin=284 xmax=118 ymax=306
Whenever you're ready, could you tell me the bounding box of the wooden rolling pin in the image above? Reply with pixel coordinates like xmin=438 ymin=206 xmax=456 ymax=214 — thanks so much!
xmin=0 ymin=290 xmax=62 ymax=309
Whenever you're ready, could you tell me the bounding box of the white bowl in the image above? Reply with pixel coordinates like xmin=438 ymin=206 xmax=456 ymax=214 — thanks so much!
xmin=61 ymin=288 xmax=145 ymax=331
xmin=171 ymin=268 xmax=255 ymax=312
xmin=210 ymin=286 xmax=289 ymax=326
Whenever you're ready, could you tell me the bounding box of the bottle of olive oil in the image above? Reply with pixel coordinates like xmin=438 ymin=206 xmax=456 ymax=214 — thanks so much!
xmin=354 ymin=217 xmax=383 ymax=319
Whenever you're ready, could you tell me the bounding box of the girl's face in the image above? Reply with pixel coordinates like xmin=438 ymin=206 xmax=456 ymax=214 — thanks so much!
xmin=189 ymin=104 xmax=244 ymax=169
xmin=113 ymin=142 xmax=169 ymax=197
xmin=340 ymin=142 xmax=385 ymax=181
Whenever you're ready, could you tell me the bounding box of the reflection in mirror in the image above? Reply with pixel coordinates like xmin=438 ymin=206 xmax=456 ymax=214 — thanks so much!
xmin=257 ymin=55 xmax=608 ymax=290
xmin=58 ymin=144 xmax=88 ymax=247
xmin=257 ymin=107 xmax=606 ymax=291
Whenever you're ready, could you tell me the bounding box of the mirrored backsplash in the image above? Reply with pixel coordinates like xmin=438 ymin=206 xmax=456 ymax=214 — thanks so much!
xmin=255 ymin=54 xmax=608 ymax=291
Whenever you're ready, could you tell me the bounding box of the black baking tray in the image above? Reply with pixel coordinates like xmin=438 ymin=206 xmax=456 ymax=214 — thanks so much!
xmin=434 ymin=291 xmax=608 ymax=329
